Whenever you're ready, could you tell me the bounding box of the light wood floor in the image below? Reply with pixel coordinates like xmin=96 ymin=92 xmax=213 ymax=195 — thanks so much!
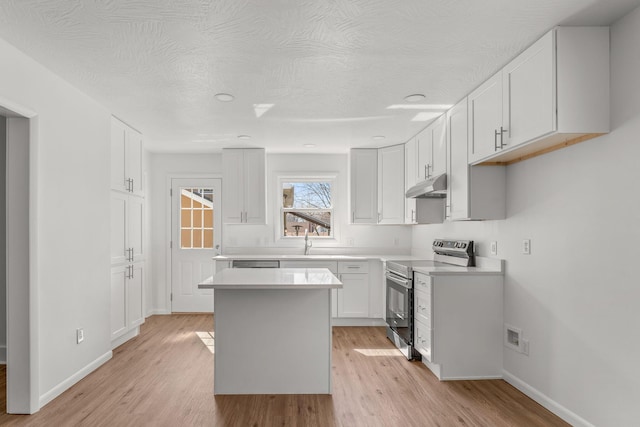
xmin=0 ymin=314 xmax=568 ymax=426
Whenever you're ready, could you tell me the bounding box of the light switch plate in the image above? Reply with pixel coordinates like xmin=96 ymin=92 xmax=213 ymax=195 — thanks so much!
xmin=523 ymin=239 xmax=531 ymax=255
xmin=490 ymin=241 xmax=497 ymax=255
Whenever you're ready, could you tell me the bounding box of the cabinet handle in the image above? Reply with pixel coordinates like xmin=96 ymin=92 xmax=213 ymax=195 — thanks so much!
xmin=411 ymin=209 xmax=415 ymax=223
xmin=426 ymin=164 xmax=431 ymax=178
xmin=130 ymin=265 xmax=134 ymax=279
xmin=352 ymin=211 xmax=355 ymax=223
xmin=377 ymin=212 xmax=381 ymax=223
xmin=424 ymin=165 xmax=427 ymax=179
xmin=347 ymin=266 xmax=359 ymax=269
xmin=494 ymin=129 xmax=500 ymax=151
xmin=499 ymin=126 xmax=508 ymax=148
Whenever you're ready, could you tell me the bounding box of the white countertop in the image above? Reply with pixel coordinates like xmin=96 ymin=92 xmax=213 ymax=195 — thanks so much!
xmin=198 ymin=268 xmax=343 ymax=290
xmin=213 ymin=254 xmax=427 ymax=262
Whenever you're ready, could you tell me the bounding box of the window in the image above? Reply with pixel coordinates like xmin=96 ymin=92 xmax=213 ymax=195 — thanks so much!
xmin=281 ymin=180 xmax=333 ymax=238
xmin=180 ymin=188 xmax=214 ymax=249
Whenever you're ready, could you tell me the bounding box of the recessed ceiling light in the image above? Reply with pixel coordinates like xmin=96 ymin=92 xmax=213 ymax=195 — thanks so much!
xmin=237 ymin=135 xmax=251 ymax=140
xmin=403 ymin=94 xmax=426 ymax=103
xmin=303 ymin=144 xmax=316 ymax=148
xmin=215 ymin=93 xmax=234 ymax=102
xmin=372 ymin=135 xmax=386 ymax=141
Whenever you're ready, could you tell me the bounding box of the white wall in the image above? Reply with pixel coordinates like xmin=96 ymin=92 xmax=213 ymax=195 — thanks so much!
xmin=412 ymin=9 xmax=640 ymax=426
xmin=148 ymin=152 xmax=412 ymax=314
xmin=0 ymin=38 xmax=112 ymax=406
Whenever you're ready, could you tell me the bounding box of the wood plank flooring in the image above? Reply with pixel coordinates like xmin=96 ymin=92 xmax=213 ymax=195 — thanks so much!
xmin=0 ymin=314 xmax=568 ymax=426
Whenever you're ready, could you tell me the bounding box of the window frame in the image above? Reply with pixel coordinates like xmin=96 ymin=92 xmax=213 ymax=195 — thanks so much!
xmin=276 ymin=175 xmax=337 ymax=241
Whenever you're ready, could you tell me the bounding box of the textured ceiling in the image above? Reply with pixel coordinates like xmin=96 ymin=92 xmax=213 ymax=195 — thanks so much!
xmin=0 ymin=0 xmax=638 ymax=153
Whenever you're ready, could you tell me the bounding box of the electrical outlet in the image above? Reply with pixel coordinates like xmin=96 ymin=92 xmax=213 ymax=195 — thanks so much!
xmin=522 ymin=339 xmax=530 ymax=356
xmin=393 ymin=237 xmax=400 ymax=246
xmin=523 ymin=239 xmax=531 ymax=254
xmin=490 ymin=241 xmax=497 ymax=256
xmin=346 ymin=237 xmax=355 ymax=247
xmin=76 ymin=328 xmax=84 ymax=344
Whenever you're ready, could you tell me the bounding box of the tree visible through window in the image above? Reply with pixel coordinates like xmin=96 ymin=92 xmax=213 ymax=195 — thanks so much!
xmin=282 ymin=181 xmax=332 ymax=237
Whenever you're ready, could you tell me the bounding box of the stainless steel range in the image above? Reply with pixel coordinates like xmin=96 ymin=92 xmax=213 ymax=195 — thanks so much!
xmin=385 ymin=239 xmax=475 ymax=360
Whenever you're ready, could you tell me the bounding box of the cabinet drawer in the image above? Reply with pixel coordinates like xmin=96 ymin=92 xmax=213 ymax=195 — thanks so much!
xmin=280 ymin=260 xmax=338 ymax=274
xmin=414 ymin=272 xmax=432 ymax=293
xmin=414 ymin=320 xmax=433 ymax=362
xmin=414 ymin=291 xmax=432 ymax=328
xmin=338 ymin=261 xmax=369 ymax=274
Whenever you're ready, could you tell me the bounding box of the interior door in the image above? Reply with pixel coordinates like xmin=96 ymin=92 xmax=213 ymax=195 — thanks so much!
xmin=171 ymin=178 xmax=221 ymax=312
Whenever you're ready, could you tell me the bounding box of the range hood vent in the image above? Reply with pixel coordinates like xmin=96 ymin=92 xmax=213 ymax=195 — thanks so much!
xmin=405 ymin=173 xmax=447 ymax=198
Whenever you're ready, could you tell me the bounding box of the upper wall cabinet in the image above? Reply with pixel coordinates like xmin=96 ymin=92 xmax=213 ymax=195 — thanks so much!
xmin=468 ymin=27 xmax=609 ymax=165
xmin=222 ymin=148 xmax=266 ymax=224
xmin=404 ymin=138 xmax=417 ymax=224
xmin=377 ymin=144 xmax=405 ymax=224
xmin=350 ymin=149 xmax=378 ymax=224
xmin=416 ymin=115 xmax=447 ymax=181
xmin=447 ymin=97 xmax=506 ymax=221
xmin=111 ymin=117 xmax=144 ymax=196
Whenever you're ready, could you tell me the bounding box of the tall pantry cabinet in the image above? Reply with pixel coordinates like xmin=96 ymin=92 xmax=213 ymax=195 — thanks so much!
xmin=110 ymin=117 xmax=146 ymax=348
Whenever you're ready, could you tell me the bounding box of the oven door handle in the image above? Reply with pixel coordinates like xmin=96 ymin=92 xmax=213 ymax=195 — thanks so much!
xmin=386 ymin=273 xmax=411 ymax=289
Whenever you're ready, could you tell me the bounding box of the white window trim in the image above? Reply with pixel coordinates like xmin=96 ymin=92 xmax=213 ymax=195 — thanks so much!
xmin=275 ymin=174 xmax=339 ymax=244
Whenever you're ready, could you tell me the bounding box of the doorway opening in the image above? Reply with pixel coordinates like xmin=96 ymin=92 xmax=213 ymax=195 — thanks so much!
xmin=1 ymin=103 xmax=37 ymax=414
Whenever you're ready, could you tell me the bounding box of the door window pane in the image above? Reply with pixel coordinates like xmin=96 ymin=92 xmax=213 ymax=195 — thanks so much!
xmin=180 ymin=188 xmax=215 ymax=249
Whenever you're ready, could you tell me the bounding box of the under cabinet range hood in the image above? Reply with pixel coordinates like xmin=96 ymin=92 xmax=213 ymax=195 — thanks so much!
xmin=405 ymin=173 xmax=447 ymax=198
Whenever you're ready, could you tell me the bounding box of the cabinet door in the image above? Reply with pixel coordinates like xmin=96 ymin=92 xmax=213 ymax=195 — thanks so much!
xmin=110 ymin=119 xmax=127 ymax=192
xmin=503 ymin=30 xmax=555 ymax=149
xmin=128 ymin=196 xmax=144 ymax=261
xmin=447 ymin=98 xmax=470 ymax=220
xmin=350 ymin=149 xmax=378 ymax=224
xmin=128 ymin=263 xmax=145 ymax=328
xmin=243 ymin=149 xmax=266 ymax=224
xmin=468 ymin=72 xmax=503 ymax=163
xmin=414 ymin=320 xmax=433 ymax=362
xmin=377 ymin=144 xmax=405 ymax=224
xmin=110 ymin=192 xmax=127 ymax=265
xmin=126 ymin=129 xmax=144 ymax=196
xmin=222 ymin=149 xmax=245 ymax=223
xmin=404 ymin=139 xmax=417 ymax=224
xmin=110 ymin=265 xmax=128 ymax=340
xmin=338 ymin=273 xmax=369 ymax=317
xmin=416 ymin=127 xmax=432 ymax=181
xmin=431 ymin=115 xmax=447 ymax=177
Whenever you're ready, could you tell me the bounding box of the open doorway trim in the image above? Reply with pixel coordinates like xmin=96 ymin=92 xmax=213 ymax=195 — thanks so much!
xmin=2 ymin=97 xmax=39 ymax=414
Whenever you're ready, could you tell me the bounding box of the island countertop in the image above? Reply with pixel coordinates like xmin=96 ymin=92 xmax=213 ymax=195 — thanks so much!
xmin=198 ymin=267 xmax=343 ymax=290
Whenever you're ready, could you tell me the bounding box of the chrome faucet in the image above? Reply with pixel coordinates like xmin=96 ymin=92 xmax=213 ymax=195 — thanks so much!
xmin=304 ymin=229 xmax=313 ymax=255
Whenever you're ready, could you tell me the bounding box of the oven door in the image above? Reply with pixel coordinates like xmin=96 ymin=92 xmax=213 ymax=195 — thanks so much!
xmin=385 ymin=272 xmax=412 ymax=344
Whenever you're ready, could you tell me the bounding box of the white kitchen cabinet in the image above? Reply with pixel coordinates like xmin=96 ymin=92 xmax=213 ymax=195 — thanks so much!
xmin=111 ymin=117 xmax=143 ymax=196
xmin=468 ymin=27 xmax=609 ymax=165
xmin=414 ymin=271 xmax=503 ymax=380
xmin=350 ymin=149 xmax=378 ymax=224
xmin=222 ymin=148 xmax=266 ymax=224
xmin=416 ymin=116 xmax=447 ymax=180
xmin=337 ymin=261 xmax=369 ymax=318
xmin=404 ymin=138 xmax=417 ymax=224
xmin=377 ymin=144 xmax=405 ymax=224
xmin=110 ymin=192 xmax=144 ymax=265
xmin=446 ymin=97 xmax=505 ymax=221
xmin=110 ymin=262 xmax=145 ymax=342
xmin=279 ymin=260 xmax=371 ymax=319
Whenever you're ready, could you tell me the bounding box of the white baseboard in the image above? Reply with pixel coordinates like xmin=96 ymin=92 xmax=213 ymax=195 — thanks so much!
xmin=146 ymin=308 xmax=171 ymax=316
xmin=39 ymin=351 xmax=112 ymax=409
xmin=111 ymin=327 xmax=140 ymax=350
xmin=0 ymin=345 xmax=6 ymax=364
xmin=503 ymin=369 xmax=595 ymax=427
xmin=331 ymin=318 xmax=386 ymax=327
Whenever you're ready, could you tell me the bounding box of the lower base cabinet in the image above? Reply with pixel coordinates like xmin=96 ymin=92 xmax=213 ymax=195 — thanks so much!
xmin=413 ymin=271 xmax=503 ymax=380
xmin=111 ymin=262 xmax=145 ymax=342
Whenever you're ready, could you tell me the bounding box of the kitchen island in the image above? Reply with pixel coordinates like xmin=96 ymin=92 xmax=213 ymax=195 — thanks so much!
xmin=198 ymin=268 xmax=342 ymax=395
